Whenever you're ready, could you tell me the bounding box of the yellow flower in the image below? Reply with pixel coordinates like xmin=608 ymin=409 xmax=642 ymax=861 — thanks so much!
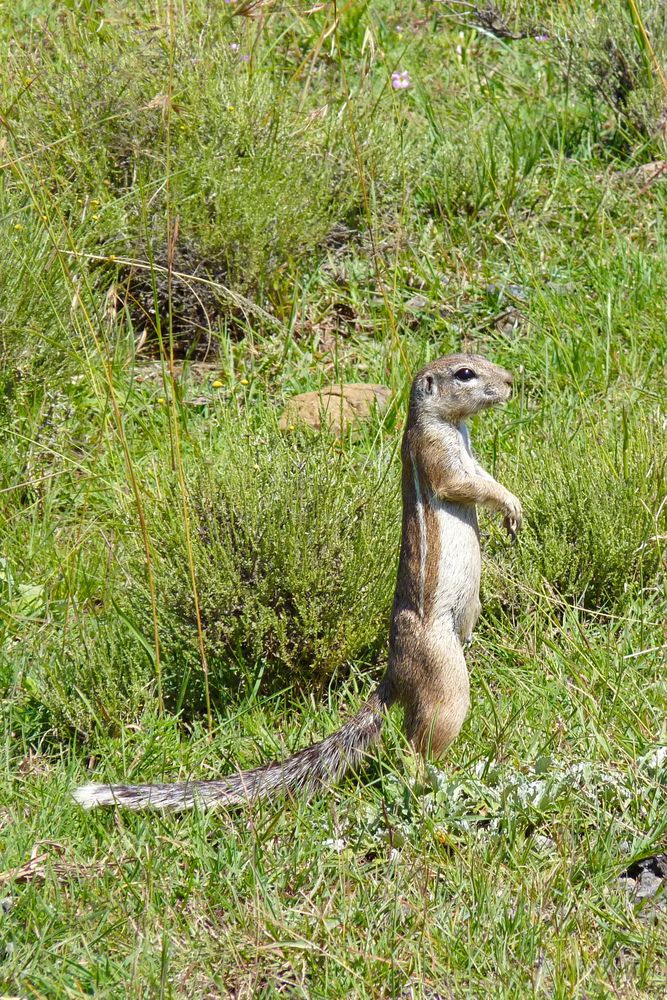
xmin=157 ymin=397 xmax=166 ymax=405
xmin=240 ymin=378 xmax=249 ymax=385
xmin=14 ymin=223 xmax=23 ymax=230
xmin=212 ymin=379 xmax=223 ymax=388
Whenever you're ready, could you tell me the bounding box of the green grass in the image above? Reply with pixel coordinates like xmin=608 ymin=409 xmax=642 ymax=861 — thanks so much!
xmin=1 ymin=1 xmax=666 ymax=996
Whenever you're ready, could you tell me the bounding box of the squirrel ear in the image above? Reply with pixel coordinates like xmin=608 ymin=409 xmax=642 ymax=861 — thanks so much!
xmin=422 ymin=374 xmax=436 ymax=396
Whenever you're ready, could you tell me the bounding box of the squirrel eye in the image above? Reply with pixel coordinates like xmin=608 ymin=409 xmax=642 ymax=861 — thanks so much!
xmin=454 ymin=367 xmax=476 ymax=382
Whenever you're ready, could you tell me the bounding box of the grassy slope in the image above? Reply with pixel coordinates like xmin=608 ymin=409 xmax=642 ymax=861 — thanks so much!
xmin=1 ymin=1 xmax=666 ymax=996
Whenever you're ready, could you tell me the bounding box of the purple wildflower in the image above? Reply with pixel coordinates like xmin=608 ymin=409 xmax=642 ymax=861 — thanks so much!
xmin=391 ymin=70 xmax=410 ymax=91
xmin=230 ymin=42 xmax=240 ymax=52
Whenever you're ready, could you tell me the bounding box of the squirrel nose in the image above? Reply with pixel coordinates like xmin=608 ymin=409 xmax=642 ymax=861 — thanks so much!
xmin=502 ymin=370 xmax=513 ymax=386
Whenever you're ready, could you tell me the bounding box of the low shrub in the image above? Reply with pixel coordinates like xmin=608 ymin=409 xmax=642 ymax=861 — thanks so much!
xmin=485 ymin=412 xmax=664 ymax=619
xmin=127 ymin=418 xmax=401 ymax=714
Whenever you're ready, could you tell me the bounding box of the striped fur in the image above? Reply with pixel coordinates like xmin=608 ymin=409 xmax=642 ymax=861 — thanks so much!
xmin=410 ymin=452 xmax=427 ymax=619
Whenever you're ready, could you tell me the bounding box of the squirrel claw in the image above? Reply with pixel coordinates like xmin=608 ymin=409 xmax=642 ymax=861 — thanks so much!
xmin=503 ymin=514 xmax=519 ymax=540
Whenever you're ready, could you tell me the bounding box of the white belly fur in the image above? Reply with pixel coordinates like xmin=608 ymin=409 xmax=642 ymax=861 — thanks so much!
xmin=429 ymin=497 xmax=481 ymax=631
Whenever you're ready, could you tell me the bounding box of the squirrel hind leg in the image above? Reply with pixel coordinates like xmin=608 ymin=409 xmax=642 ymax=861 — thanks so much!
xmin=406 ymin=694 xmax=470 ymax=758
xmin=404 ymin=652 xmax=471 ymax=759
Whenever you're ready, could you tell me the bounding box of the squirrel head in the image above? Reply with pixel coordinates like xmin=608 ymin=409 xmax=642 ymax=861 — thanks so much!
xmin=410 ymin=354 xmax=514 ymax=423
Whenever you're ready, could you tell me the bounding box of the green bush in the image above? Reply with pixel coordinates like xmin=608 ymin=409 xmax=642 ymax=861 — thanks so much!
xmin=486 ymin=414 xmax=664 ymax=616
xmin=2 ymin=4 xmax=405 ymax=328
xmin=126 ymin=420 xmax=401 ymax=714
xmin=562 ymin=1 xmax=667 ymax=148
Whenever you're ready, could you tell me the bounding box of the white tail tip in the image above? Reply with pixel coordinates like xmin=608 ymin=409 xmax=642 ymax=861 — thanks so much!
xmin=72 ymin=783 xmax=110 ymax=809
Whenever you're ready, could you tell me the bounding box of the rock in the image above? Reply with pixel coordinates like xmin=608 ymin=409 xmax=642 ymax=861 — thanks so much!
xmin=279 ymin=383 xmax=391 ymax=436
xmin=617 ymin=853 xmax=667 ymax=923
xmin=532 ymin=834 xmax=556 ymax=852
xmin=404 ymin=293 xmax=429 ymax=313
xmin=485 ymin=282 xmax=530 ymax=303
xmin=620 ymin=853 xmax=667 ymax=882
xmin=635 ymin=871 xmax=664 ymax=900
xmin=494 ymin=307 xmax=525 ymax=339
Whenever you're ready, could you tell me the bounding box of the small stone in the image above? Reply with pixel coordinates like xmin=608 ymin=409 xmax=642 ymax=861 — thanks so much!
xmin=485 ymin=282 xmax=530 ymax=303
xmin=532 ymin=834 xmax=556 ymax=852
xmin=405 ymin=294 xmax=429 ymax=312
xmin=635 ymin=871 xmax=664 ymax=900
xmin=495 ymin=307 xmax=525 ymax=339
xmin=620 ymin=852 xmax=667 ymax=881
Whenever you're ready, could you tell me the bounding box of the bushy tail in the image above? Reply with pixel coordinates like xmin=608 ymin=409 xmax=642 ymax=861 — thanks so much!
xmin=73 ymin=688 xmax=388 ymax=811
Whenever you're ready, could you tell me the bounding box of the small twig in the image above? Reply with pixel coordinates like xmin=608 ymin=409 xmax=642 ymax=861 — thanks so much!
xmin=639 ymin=162 xmax=667 ymax=194
xmin=439 ymin=2 xmax=548 ymax=42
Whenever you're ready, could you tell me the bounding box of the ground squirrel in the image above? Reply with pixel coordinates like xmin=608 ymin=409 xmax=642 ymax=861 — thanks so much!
xmin=74 ymin=354 xmax=522 ymax=810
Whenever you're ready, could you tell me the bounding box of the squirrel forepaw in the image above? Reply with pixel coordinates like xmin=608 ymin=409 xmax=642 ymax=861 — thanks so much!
xmin=502 ymin=494 xmax=523 ymax=539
